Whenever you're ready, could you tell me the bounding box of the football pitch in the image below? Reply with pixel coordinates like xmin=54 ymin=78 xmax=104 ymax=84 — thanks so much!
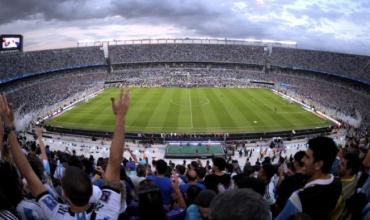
xmin=47 ymin=88 xmax=333 ymax=133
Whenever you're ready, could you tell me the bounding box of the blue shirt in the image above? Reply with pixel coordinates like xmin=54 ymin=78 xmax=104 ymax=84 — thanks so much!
xmin=180 ymin=183 xmax=206 ymax=194
xmin=185 ymin=204 xmax=203 ymax=220
xmin=147 ymin=175 xmax=174 ymax=205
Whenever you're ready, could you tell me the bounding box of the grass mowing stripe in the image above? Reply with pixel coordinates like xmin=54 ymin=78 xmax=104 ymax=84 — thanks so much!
xmin=225 ymin=89 xmax=267 ymax=130
xmin=162 ymin=89 xmax=182 ymax=132
xmin=256 ymin=90 xmax=297 ymax=127
xmin=207 ymin=88 xmax=238 ymax=128
xmin=191 ymin=89 xmax=208 ymax=130
xmin=48 ymin=88 xmax=333 ymax=133
xmin=245 ymin=90 xmax=296 ymax=129
xmin=146 ymin=88 xmax=172 ymax=130
xmin=129 ymin=88 xmax=158 ymax=128
xmin=259 ymin=90 xmax=306 ymax=125
xmin=188 ymin=89 xmax=194 ymax=128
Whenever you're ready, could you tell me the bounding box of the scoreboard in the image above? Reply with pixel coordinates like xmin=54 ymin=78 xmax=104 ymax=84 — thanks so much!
xmin=1 ymin=35 xmax=23 ymax=51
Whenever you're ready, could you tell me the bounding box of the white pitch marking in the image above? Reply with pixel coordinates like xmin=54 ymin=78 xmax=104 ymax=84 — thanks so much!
xmin=187 ymin=89 xmax=194 ymax=128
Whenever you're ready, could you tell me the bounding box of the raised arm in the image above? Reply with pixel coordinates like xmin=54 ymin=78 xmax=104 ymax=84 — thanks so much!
xmin=35 ymin=127 xmax=51 ymax=177
xmin=0 ymin=116 xmax=3 ymax=159
xmin=104 ymin=89 xmax=130 ymax=186
xmin=128 ymin=149 xmax=138 ymax=163
xmin=35 ymin=127 xmax=48 ymax=161
xmin=0 ymin=94 xmax=46 ymax=197
xmin=171 ymin=171 xmax=186 ymax=209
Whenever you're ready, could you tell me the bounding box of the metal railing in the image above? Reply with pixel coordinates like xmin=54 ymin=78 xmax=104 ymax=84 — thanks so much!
xmin=77 ymin=38 xmax=297 ymax=48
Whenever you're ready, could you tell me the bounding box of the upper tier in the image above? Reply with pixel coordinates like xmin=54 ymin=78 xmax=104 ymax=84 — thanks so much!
xmin=0 ymin=46 xmax=105 ymax=84
xmin=1 ymin=43 xmax=369 ymax=85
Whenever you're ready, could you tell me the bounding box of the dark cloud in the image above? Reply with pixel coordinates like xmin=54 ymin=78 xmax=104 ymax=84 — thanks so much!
xmin=0 ymin=0 xmax=111 ymax=24
xmin=110 ymin=0 xmax=267 ymax=38
xmin=0 ymin=0 xmax=369 ymax=55
xmin=0 ymin=0 xmax=58 ymax=24
xmin=0 ymin=0 xmax=266 ymax=37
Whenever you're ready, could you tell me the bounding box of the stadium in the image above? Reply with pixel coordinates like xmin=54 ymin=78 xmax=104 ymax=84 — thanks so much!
xmin=1 ymin=39 xmax=368 ymax=140
xmin=0 ymin=2 xmax=370 ymax=219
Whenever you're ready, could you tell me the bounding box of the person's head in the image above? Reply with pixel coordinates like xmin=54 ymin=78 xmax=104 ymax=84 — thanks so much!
xmin=225 ymin=163 xmax=234 ymax=174
xmin=185 ymin=185 xmax=203 ymax=205
xmin=262 ymin=157 xmax=271 ymax=165
xmin=27 ymin=153 xmax=45 ymax=181
xmin=68 ymin=155 xmax=83 ymax=169
xmin=234 ymin=175 xmax=265 ymax=196
xmin=195 ymin=167 xmax=207 ymax=180
xmin=138 ymin=180 xmax=167 ymax=220
xmin=212 ymin=157 xmax=226 ymax=172
xmin=175 ymin=164 xmax=186 ymax=176
xmin=61 ymin=166 xmax=92 ymax=207
xmin=209 ymin=189 xmax=270 ymax=220
xmin=136 ymin=164 xmax=147 ymax=177
xmin=154 ymin=159 xmax=168 ymax=175
xmin=338 ymin=152 xmax=361 ymax=178
xmin=30 ymin=142 xmax=37 ymax=152
xmin=0 ymin=161 xmax=23 ymax=210
xmin=191 ymin=161 xmax=199 ymax=169
xmin=195 ymin=190 xmax=216 ymax=219
xmin=303 ymin=137 xmax=338 ymax=177
xmin=243 ymin=164 xmax=255 ymax=176
xmin=186 ymin=169 xmax=198 ymax=183
xmin=293 ymin=151 xmax=306 ymax=172
xmin=258 ymin=163 xmax=276 ymax=183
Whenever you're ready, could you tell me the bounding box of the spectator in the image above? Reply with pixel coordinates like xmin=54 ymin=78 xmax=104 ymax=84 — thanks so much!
xmin=204 ymin=157 xmax=231 ymax=193
xmin=234 ymin=175 xmax=266 ymax=196
xmin=276 ymin=136 xmax=342 ymax=220
xmin=146 ymin=159 xmax=174 ymax=207
xmin=186 ymin=189 xmax=216 ymax=220
xmin=180 ymin=169 xmax=206 ymax=194
xmin=0 ymin=89 xmax=130 ymax=219
xmin=209 ymin=188 xmax=270 ymax=220
xmin=273 ymin=151 xmax=308 ymax=216
xmin=137 ymin=180 xmax=168 ymax=220
xmin=131 ymin=164 xmax=147 ymax=191
xmin=258 ymin=163 xmax=277 ymax=206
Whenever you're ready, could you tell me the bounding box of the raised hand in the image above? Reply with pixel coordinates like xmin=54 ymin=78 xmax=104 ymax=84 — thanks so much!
xmin=35 ymin=127 xmax=43 ymax=138
xmin=0 ymin=114 xmax=3 ymax=137
xmin=111 ymin=89 xmax=130 ymax=119
xmin=2 ymin=93 xmax=46 ymax=197
xmin=105 ymin=88 xmax=130 ymax=186
xmin=171 ymin=171 xmax=180 ymax=190
xmin=0 ymin=94 xmax=14 ymax=127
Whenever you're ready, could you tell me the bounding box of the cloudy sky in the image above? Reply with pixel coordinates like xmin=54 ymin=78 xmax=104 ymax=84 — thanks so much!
xmin=1 ymin=0 xmax=369 ymax=55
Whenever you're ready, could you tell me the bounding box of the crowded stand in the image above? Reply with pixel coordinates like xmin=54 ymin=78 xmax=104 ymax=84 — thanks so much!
xmin=0 ymin=68 xmax=107 ymax=117
xmin=109 ymin=44 xmax=265 ymax=66
xmin=0 ymin=40 xmax=370 ymax=219
xmin=270 ymin=47 xmax=370 ymax=84
xmin=0 ymin=91 xmax=370 ymax=220
xmin=0 ymin=46 xmax=105 ymax=84
xmin=109 ymin=43 xmax=370 ymax=85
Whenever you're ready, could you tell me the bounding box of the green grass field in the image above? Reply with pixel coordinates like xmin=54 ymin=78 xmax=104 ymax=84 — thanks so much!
xmin=47 ymin=88 xmax=332 ymax=133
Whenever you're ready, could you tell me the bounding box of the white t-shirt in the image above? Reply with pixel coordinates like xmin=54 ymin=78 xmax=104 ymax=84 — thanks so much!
xmin=36 ymin=186 xmax=121 ymax=220
xmin=89 ymin=185 xmax=103 ymax=204
xmin=0 ymin=210 xmax=18 ymax=220
xmin=16 ymin=199 xmax=47 ymax=220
